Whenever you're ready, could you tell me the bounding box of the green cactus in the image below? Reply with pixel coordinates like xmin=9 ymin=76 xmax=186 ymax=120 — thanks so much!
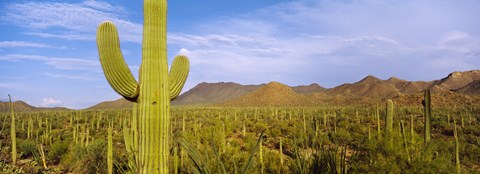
xmin=400 ymin=120 xmax=410 ymax=161
xmin=385 ymin=99 xmax=394 ymax=148
xmin=97 ymin=0 xmax=189 ymax=173
xmin=173 ymin=146 xmax=178 ymax=174
xmin=385 ymin=100 xmax=394 ymax=133
xmin=376 ymin=103 xmax=381 ymax=134
xmin=260 ymin=139 xmax=264 ymax=174
xmin=108 ymin=121 xmax=113 ymax=174
xmin=410 ymin=114 xmax=415 ymax=144
xmin=454 ymin=119 xmax=460 ymax=174
xmin=423 ymin=89 xmax=431 ymax=145
xmin=9 ymin=94 xmax=17 ymax=165
xmin=279 ymin=137 xmax=284 ymax=166
xmin=303 ymin=109 xmax=306 ymax=133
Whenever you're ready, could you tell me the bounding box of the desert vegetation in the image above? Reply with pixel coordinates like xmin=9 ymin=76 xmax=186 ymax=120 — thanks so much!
xmin=0 ymin=91 xmax=479 ymax=173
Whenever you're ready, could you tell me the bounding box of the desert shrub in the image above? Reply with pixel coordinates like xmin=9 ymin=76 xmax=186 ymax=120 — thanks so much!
xmin=17 ymin=139 xmax=38 ymax=158
xmin=79 ymin=139 xmax=108 ymax=174
xmin=47 ymin=141 xmax=68 ymax=165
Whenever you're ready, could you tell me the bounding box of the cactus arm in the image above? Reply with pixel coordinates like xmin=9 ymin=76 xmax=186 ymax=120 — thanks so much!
xmin=97 ymin=21 xmax=139 ymax=101
xmin=169 ymin=55 xmax=190 ymax=100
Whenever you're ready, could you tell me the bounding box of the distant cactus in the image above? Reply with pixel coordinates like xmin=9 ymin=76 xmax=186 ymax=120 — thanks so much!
xmin=108 ymin=121 xmax=113 ymax=174
xmin=385 ymin=99 xmax=394 ymax=148
xmin=9 ymin=94 xmax=17 ymax=165
xmin=454 ymin=119 xmax=460 ymax=174
xmin=96 ymin=0 xmax=189 ymax=172
xmin=423 ymin=89 xmax=431 ymax=145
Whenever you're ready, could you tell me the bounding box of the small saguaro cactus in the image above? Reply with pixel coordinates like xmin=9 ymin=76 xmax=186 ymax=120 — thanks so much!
xmin=423 ymin=89 xmax=431 ymax=145
xmin=9 ymin=94 xmax=17 ymax=165
xmin=385 ymin=99 xmax=394 ymax=148
xmin=385 ymin=100 xmax=394 ymax=134
xmin=96 ymin=0 xmax=190 ymax=173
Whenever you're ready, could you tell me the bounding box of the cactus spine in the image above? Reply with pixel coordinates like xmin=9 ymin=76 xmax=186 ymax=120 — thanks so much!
xmin=96 ymin=0 xmax=189 ymax=173
xmin=9 ymin=94 xmax=17 ymax=165
xmin=424 ymin=89 xmax=431 ymax=145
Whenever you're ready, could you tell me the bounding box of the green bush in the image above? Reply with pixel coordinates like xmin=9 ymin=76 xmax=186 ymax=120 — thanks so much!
xmin=48 ymin=141 xmax=69 ymax=165
xmin=17 ymin=139 xmax=38 ymax=158
xmin=80 ymin=139 xmax=108 ymax=174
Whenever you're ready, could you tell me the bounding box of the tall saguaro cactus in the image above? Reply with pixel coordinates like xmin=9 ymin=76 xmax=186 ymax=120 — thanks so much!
xmin=96 ymin=0 xmax=190 ymax=173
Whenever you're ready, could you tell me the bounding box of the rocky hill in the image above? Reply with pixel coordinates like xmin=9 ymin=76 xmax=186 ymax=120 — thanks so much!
xmin=291 ymin=83 xmax=325 ymax=94
xmin=171 ymin=82 xmax=262 ymax=106
xmin=87 ymin=98 xmax=132 ymax=110
xmin=221 ymin=82 xmax=312 ymax=107
xmin=0 ymin=101 xmax=70 ymax=112
xmin=455 ymin=80 xmax=480 ymax=95
xmin=325 ymin=75 xmax=401 ymax=98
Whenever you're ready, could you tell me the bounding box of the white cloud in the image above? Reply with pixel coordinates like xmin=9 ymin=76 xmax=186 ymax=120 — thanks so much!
xmin=0 ymin=54 xmax=99 ymax=70
xmin=42 ymin=97 xmax=62 ymax=107
xmin=167 ymin=0 xmax=480 ymax=87
xmin=3 ymin=1 xmax=141 ymax=43
xmin=82 ymin=0 xmax=118 ymax=12
xmin=0 ymin=41 xmax=63 ymax=48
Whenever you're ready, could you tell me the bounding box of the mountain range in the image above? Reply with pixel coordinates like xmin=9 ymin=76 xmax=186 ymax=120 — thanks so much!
xmin=2 ymin=70 xmax=480 ymax=111
xmin=88 ymin=70 xmax=480 ymax=109
xmin=0 ymin=100 xmax=70 ymax=112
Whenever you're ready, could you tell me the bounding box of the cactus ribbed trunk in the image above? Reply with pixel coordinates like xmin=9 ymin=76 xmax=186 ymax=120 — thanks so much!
xmin=97 ymin=0 xmax=189 ymax=173
xmin=138 ymin=1 xmax=169 ymax=173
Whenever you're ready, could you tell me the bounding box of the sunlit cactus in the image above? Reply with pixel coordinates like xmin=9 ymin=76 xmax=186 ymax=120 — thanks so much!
xmin=96 ymin=0 xmax=190 ymax=172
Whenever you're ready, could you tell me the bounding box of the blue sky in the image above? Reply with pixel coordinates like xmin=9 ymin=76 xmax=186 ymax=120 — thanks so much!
xmin=0 ymin=0 xmax=479 ymax=109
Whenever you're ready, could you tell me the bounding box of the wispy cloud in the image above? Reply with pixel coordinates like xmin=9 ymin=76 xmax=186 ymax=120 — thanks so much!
xmin=82 ymin=0 xmax=119 ymax=12
xmin=168 ymin=0 xmax=480 ymax=87
xmin=0 ymin=41 xmax=64 ymax=48
xmin=45 ymin=72 xmax=95 ymax=80
xmin=2 ymin=1 xmax=141 ymax=43
xmin=23 ymin=32 xmax=95 ymax=41
xmin=0 ymin=54 xmax=99 ymax=70
xmin=42 ymin=97 xmax=62 ymax=107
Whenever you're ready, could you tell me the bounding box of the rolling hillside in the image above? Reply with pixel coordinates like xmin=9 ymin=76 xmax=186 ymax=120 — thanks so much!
xmin=221 ymin=82 xmax=312 ymax=107
xmin=0 ymin=101 xmax=70 ymax=112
